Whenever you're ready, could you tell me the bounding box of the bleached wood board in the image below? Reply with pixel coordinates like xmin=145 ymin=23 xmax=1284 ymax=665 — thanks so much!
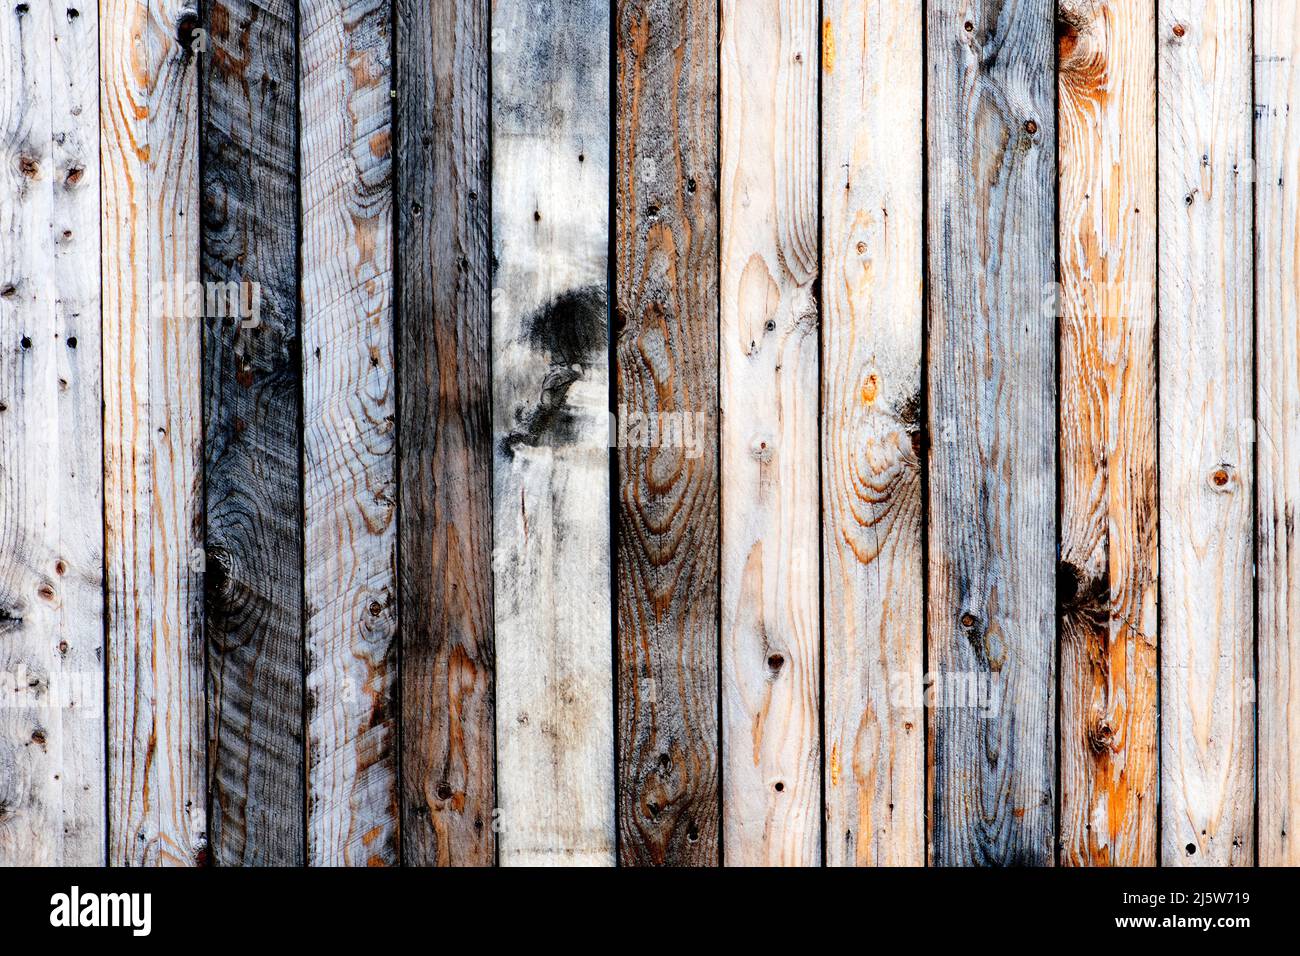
xmin=491 ymin=0 xmax=615 ymax=866
xmin=0 ymin=0 xmax=105 ymax=866
xmin=1255 ymin=0 xmax=1299 ymax=868
xmin=1157 ymin=0 xmax=1255 ymax=866
xmin=820 ymin=0 xmax=925 ymax=867
xmin=1057 ymin=0 xmax=1159 ymax=866
xmin=300 ymin=0 xmax=399 ymax=866
xmin=102 ymin=0 xmax=206 ymax=866
xmin=720 ymin=0 xmax=822 ymax=866
xmin=926 ymin=0 xmax=1057 ymax=866
xmin=396 ymin=0 xmax=495 ymax=867
xmin=615 ymin=0 xmax=721 ymax=866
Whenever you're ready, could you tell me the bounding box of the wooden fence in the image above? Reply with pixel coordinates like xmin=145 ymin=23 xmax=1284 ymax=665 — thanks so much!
xmin=0 ymin=0 xmax=1295 ymax=867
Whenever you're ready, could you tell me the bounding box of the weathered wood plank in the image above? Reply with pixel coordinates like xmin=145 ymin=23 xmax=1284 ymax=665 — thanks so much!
xmin=1157 ymin=0 xmax=1254 ymax=866
xmin=203 ymin=0 xmax=303 ymax=865
xmin=492 ymin=0 xmax=615 ymax=866
xmin=1258 ymin=0 xmax=1300 ymax=868
xmin=926 ymin=0 xmax=1057 ymax=866
xmin=396 ymin=0 xmax=495 ymax=867
xmin=720 ymin=0 xmax=821 ymax=866
xmin=0 ymin=0 xmax=104 ymax=866
xmin=1057 ymin=0 xmax=1159 ymax=867
xmin=615 ymin=0 xmax=720 ymax=866
xmin=820 ymin=0 xmax=925 ymax=867
xmin=300 ymin=0 xmax=398 ymax=866
xmin=103 ymin=0 xmax=207 ymax=866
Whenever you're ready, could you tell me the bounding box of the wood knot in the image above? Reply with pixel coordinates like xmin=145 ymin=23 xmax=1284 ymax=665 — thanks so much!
xmin=1172 ymin=23 xmax=1185 ymax=38
xmin=17 ymin=155 xmax=38 ymax=178
xmin=1208 ymin=464 xmax=1236 ymax=492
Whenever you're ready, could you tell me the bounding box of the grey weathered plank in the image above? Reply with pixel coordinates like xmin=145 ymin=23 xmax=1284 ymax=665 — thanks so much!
xmin=1257 ymin=0 xmax=1300 ymax=868
xmin=1057 ymin=0 xmax=1159 ymax=866
xmin=0 ymin=0 xmax=105 ymax=866
xmin=300 ymin=0 xmax=398 ymax=866
xmin=1157 ymin=0 xmax=1254 ymax=867
xmin=103 ymin=0 xmax=207 ymax=866
xmin=396 ymin=0 xmax=495 ymax=867
xmin=720 ymin=0 xmax=822 ymax=866
xmin=203 ymin=0 xmax=304 ymax=865
xmin=615 ymin=0 xmax=720 ymax=866
xmin=926 ymin=0 xmax=1057 ymax=866
xmin=820 ymin=0 xmax=925 ymax=867
xmin=492 ymin=0 xmax=615 ymax=865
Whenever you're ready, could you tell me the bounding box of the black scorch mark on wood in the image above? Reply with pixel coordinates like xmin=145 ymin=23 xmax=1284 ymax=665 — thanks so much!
xmin=503 ymin=285 xmax=607 ymax=455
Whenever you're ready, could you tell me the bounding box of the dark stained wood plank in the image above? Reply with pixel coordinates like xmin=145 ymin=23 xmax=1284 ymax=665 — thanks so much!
xmin=396 ymin=0 xmax=495 ymax=866
xmin=614 ymin=0 xmax=721 ymax=867
xmin=1057 ymin=0 xmax=1159 ymax=866
xmin=925 ymin=0 xmax=1057 ymax=866
xmin=202 ymin=0 xmax=305 ymax=866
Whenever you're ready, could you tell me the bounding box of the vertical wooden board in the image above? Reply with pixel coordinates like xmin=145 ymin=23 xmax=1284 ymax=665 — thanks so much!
xmin=0 ymin=0 xmax=104 ymax=866
xmin=203 ymin=0 xmax=304 ymax=866
xmin=1057 ymin=0 xmax=1159 ymax=866
xmin=492 ymin=0 xmax=615 ymax=866
xmin=102 ymin=0 xmax=207 ymax=866
xmin=720 ymin=0 xmax=821 ymax=867
xmin=926 ymin=0 xmax=1056 ymax=866
xmin=1157 ymin=0 xmax=1254 ymax=866
xmin=300 ymin=0 xmax=398 ymax=865
xmin=396 ymin=0 xmax=495 ymax=867
xmin=820 ymin=0 xmax=924 ymax=867
xmin=1258 ymin=0 xmax=1300 ymax=867
xmin=615 ymin=0 xmax=720 ymax=866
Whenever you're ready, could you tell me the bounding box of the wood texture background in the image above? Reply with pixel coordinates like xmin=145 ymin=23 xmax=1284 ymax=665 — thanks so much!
xmin=1057 ymin=0 xmax=1159 ymax=867
xmin=926 ymin=0 xmax=1057 ymax=866
xmin=0 ymin=0 xmax=1295 ymax=868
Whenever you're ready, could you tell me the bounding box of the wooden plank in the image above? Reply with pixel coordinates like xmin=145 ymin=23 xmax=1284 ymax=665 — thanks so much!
xmin=820 ymin=0 xmax=924 ymax=867
xmin=491 ymin=0 xmax=615 ymax=866
xmin=202 ymin=0 xmax=304 ymax=865
xmin=614 ymin=0 xmax=720 ymax=866
xmin=720 ymin=0 xmax=821 ymax=866
xmin=1157 ymin=0 xmax=1254 ymax=866
xmin=102 ymin=0 xmax=207 ymax=866
xmin=1256 ymin=0 xmax=1297 ymax=867
xmin=300 ymin=0 xmax=398 ymax=866
xmin=0 ymin=0 xmax=104 ymax=866
xmin=1057 ymin=0 xmax=1159 ymax=866
xmin=395 ymin=0 xmax=494 ymax=866
xmin=926 ymin=0 xmax=1056 ymax=866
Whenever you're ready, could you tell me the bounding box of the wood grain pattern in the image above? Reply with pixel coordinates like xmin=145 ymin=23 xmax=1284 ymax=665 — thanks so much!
xmin=102 ymin=0 xmax=207 ymax=866
xmin=492 ymin=0 xmax=615 ymax=866
xmin=1057 ymin=0 xmax=1159 ymax=867
xmin=301 ymin=0 xmax=398 ymax=866
xmin=615 ymin=0 xmax=720 ymax=867
xmin=926 ymin=0 xmax=1057 ymax=866
xmin=1157 ymin=0 xmax=1254 ymax=867
xmin=720 ymin=0 xmax=821 ymax=867
xmin=1258 ymin=0 xmax=1300 ymax=868
xmin=396 ymin=0 xmax=495 ymax=866
xmin=0 ymin=0 xmax=105 ymax=866
xmin=203 ymin=0 xmax=304 ymax=866
xmin=820 ymin=0 xmax=925 ymax=867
